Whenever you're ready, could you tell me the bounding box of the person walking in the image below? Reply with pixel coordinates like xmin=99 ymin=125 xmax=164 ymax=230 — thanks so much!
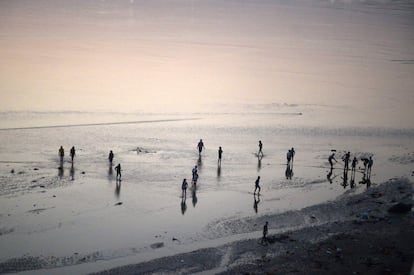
xmin=328 ymin=153 xmax=337 ymax=169
xmin=115 ymin=163 xmax=122 ymax=180
xmin=59 ymin=146 xmax=64 ymax=160
xmin=258 ymin=140 xmax=263 ymax=157
xmin=70 ymin=146 xmax=76 ymax=163
xmin=197 ymin=139 xmax=205 ymax=156
xmin=182 ymin=178 xmax=188 ymax=197
xmin=108 ymin=150 xmax=114 ymax=164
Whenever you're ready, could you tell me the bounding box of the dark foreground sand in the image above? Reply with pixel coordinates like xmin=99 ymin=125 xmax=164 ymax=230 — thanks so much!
xmin=94 ymin=179 xmax=413 ymax=275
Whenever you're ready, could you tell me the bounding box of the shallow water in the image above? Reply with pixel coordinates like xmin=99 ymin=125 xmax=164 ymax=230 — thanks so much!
xmin=0 ymin=110 xmax=413 ymax=273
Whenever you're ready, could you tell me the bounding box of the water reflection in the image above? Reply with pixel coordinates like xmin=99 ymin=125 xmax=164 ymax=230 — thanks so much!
xmin=181 ymin=197 xmax=187 ymax=215
xmin=58 ymin=166 xmax=64 ymax=179
xmin=115 ymin=179 xmax=121 ymax=199
xmin=253 ymin=193 xmax=260 ymax=214
xmin=257 ymin=157 xmax=262 ymax=171
xmin=70 ymin=166 xmax=75 ymax=181
xmin=285 ymin=164 xmax=293 ymax=180
xmin=192 ymin=187 xmax=198 ymax=208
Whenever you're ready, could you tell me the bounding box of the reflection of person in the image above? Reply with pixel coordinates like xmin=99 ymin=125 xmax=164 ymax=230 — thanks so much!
xmin=218 ymin=147 xmax=223 ymax=165
xmin=181 ymin=197 xmax=187 ymax=215
xmin=254 ymin=176 xmax=261 ymax=194
xmin=253 ymin=194 xmax=260 ymax=213
xmin=108 ymin=150 xmax=114 ymax=164
xmin=70 ymin=146 xmax=76 ymax=162
xmin=285 ymin=164 xmax=293 ymax=179
xmin=115 ymin=163 xmax=121 ymax=179
xmin=197 ymin=139 xmax=205 ymax=155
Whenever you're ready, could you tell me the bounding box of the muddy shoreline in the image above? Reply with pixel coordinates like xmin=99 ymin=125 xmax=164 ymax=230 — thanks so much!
xmin=91 ymin=179 xmax=413 ymax=275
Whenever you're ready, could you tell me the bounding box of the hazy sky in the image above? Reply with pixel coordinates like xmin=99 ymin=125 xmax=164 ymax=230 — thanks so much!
xmin=0 ymin=0 xmax=413 ymax=117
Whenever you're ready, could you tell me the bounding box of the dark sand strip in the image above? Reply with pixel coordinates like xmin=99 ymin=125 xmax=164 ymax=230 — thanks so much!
xmin=0 ymin=118 xmax=200 ymax=131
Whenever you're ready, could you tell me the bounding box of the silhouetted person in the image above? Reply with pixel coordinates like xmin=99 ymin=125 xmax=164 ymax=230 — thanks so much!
xmin=197 ymin=139 xmax=205 ymax=156
xmin=291 ymin=147 xmax=295 ymax=163
xmin=258 ymin=140 xmax=263 ymax=157
xmin=108 ymin=150 xmax=114 ymax=165
xmin=253 ymin=193 xmax=260 ymax=213
xmin=361 ymin=157 xmax=369 ymax=173
xmin=328 ymin=153 xmax=337 ymax=169
xmin=115 ymin=163 xmax=121 ymax=180
xmin=59 ymin=146 xmax=64 ymax=161
xmin=287 ymin=149 xmax=292 ymax=166
xmin=351 ymin=156 xmax=357 ymax=182
xmin=342 ymin=151 xmax=350 ymax=171
xmin=254 ymin=176 xmax=261 ymax=194
xmin=367 ymin=156 xmax=373 ymax=178
xmin=181 ymin=178 xmax=188 ymax=198
xmin=193 ymin=172 xmax=199 ymax=185
xmin=70 ymin=146 xmax=76 ymax=163
xmin=218 ymin=146 xmax=223 ymax=166
xmin=351 ymin=157 xmax=358 ymax=172
xmin=261 ymin=221 xmax=269 ymax=244
xmin=192 ymin=166 xmax=198 ymax=180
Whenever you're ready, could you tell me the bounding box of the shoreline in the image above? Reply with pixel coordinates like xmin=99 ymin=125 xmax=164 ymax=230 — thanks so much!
xmin=89 ymin=178 xmax=413 ymax=274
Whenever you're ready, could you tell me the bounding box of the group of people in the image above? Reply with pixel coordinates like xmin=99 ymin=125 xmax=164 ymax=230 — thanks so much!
xmin=58 ymin=145 xmax=76 ymax=164
xmin=327 ymin=151 xmax=374 ymax=188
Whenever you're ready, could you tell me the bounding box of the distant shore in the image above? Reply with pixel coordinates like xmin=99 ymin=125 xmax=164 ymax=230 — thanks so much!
xmin=92 ymin=179 xmax=413 ymax=275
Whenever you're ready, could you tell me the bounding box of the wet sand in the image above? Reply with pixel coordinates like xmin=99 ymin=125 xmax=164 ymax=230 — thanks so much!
xmin=79 ymin=179 xmax=413 ymax=274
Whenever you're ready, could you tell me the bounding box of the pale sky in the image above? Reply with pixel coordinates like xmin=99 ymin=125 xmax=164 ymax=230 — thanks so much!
xmin=0 ymin=0 xmax=413 ymax=118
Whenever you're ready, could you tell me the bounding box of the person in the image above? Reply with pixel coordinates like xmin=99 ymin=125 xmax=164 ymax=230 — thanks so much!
xmin=59 ymin=146 xmax=64 ymax=159
xmin=218 ymin=146 xmax=223 ymax=165
xmin=291 ymin=147 xmax=295 ymax=163
xmin=197 ymin=139 xmax=205 ymax=156
xmin=115 ymin=163 xmax=121 ymax=179
xmin=342 ymin=152 xmax=350 ymax=171
xmin=367 ymin=156 xmax=373 ymax=177
xmin=287 ymin=150 xmax=292 ymax=165
xmin=70 ymin=146 xmax=76 ymax=162
xmin=193 ymin=172 xmax=199 ymax=185
xmin=108 ymin=150 xmax=114 ymax=164
xmin=351 ymin=156 xmax=358 ymax=171
xmin=328 ymin=153 xmax=337 ymax=169
xmin=254 ymin=176 xmax=261 ymax=194
xmin=258 ymin=140 xmax=263 ymax=157
xmin=261 ymin=221 xmax=269 ymax=244
xmin=360 ymin=157 xmax=368 ymax=173
xmin=181 ymin=178 xmax=188 ymax=197
xmin=192 ymin=166 xmax=198 ymax=180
